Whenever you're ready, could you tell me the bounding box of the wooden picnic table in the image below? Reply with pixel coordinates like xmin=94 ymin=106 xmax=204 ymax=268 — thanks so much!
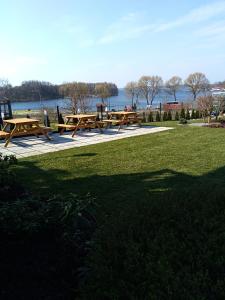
xmin=58 ymin=114 xmax=103 ymax=137
xmin=105 ymin=111 xmax=142 ymax=130
xmin=0 ymin=118 xmax=51 ymax=147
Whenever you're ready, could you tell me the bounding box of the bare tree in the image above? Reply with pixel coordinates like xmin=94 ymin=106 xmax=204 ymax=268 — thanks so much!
xmin=185 ymin=72 xmax=210 ymax=101
xmin=95 ymin=83 xmax=111 ymax=103
xmin=125 ymin=81 xmax=139 ymax=107
xmin=197 ymin=95 xmax=214 ymax=121
xmin=165 ymin=76 xmax=182 ymax=101
xmin=0 ymin=78 xmax=12 ymax=99
xmin=138 ymin=75 xmax=163 ymax=105
xmin=59 ymin=82 xmax=90 ymax=113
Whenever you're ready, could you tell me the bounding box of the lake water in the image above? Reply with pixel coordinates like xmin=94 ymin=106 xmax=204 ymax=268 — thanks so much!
xmin=11 ymin=88 xmax=194 ymax=111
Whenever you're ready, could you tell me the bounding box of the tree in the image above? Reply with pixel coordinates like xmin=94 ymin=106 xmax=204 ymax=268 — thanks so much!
xmin=163 ymin=111 xmax=168 ymax=121
xmin=59 ymin=82 xmax=90 ymax=113
xmin=165 ymin=76 xmax=182 ymax=101
xmin=186 ymin=110 xmax=190 ymax=120
xmin=0 ymin=78 xmax=12 ymax=99
xmin=138 ymin=75 xmax=163 ymax=105
xmin=125 ymin=82 xmax=136 ymax=107
xmin=197 ymin=95 xmax=214 ymax=120
xmin=185 ymin=72 xmax=210 ymax=101
xmin=95 ymin=83 xmax=111 ymax=104
xmin=191 ymin=109 xmax=196 ymax=119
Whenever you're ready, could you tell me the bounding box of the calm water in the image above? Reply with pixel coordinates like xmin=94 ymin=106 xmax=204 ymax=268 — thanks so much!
xmin=11 ymin=88 xmax=194 ymax=111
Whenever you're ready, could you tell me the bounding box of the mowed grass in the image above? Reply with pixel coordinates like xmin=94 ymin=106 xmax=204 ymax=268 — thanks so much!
xmin=14 ymin=122 xmax=225 ymax=299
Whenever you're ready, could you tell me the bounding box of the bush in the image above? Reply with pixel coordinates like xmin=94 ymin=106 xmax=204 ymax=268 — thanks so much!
xmin=0 ymin=193 xmax=96 ymax=299
xmin=163 ymin=111 xmax=168 ymax=121
xmin=142 ymin=112 xmax=146 ymax=122
xmin=180 ymin=108 xmax=185 ymax=119
xmin=195 ymin=110 xmax=200 ymax=118
xmin=191 ymin=109 xmax=196 ymax=119
xmin=147 ymin=112 xmax=154 ymax=122
xmin=186 ymin=109 xmax=190 ymax=120
xmin=0 ymin=153 xmax=22 ymax=201
xmin=156 ymin=111 xmax=161 ymax=121
xmin=175 ymin=111 xmax=179 ymax=121
xmin=167 ymin=110 xmax=172 ymax=121
xmin=179 ymin=118 xmax=188 ymax=124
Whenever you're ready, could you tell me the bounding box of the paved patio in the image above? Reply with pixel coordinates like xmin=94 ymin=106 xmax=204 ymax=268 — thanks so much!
xmin=0 ymin=125 xmax=173 ymax=158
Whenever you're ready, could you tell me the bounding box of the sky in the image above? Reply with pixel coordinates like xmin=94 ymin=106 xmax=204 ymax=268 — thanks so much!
xmin=0 ymin=0 xmax=225 ymax=87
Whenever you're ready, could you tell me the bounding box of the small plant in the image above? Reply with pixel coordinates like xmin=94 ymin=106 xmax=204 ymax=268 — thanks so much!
xmin=179 ymin=118 xmax=188 ymax=125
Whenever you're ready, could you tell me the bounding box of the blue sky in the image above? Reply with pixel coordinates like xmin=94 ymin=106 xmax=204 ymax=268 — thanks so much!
xmin=0 ymin=0 xmax=225 ymax=87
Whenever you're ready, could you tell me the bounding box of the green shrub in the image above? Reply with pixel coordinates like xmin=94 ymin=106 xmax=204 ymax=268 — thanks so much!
xmin=186 ymin=109 xmax=190 ymax=120
xmin=156 ymin=111 xmax=161 ymax=121
xmin=179 ymin=118 xmax=188 ymax=124
xmin=180 ymin=108 xmax=185 ymax=119
xmin=195 ymin=110 xmax=200 ymax=118
xmin=167 ymin=110 xmax=172 ymax=121
xmin=163 ymin=111 xmax=168 ymax=121
xmin=142 ymin=112 xmax=146 ymax=122
xmin=175 ymin=111 xmax=179 ymax=120
xmin=147 ymin=112 xmax=154 ymax=122
xmin=0 ymin=153 xmax=20 ymax=201
xmin=191 ymin=109 xmax=196 ymax=119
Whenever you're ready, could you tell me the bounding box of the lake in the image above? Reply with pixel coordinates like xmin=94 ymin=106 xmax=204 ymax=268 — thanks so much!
xmin=11 ymin=88 xmax=194 ymax=111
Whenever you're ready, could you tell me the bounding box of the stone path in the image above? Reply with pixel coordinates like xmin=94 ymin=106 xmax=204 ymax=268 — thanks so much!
xmin=0 ymin=126 xmax=173 ymax=158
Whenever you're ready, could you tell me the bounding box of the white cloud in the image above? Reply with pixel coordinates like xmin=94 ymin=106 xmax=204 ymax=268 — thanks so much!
xmin=98 ymin=1 xmax=225 ymax=44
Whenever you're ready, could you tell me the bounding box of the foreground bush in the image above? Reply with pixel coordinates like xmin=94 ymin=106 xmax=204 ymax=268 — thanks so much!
xmin=0 ymin=179 xmax=96 ymax=299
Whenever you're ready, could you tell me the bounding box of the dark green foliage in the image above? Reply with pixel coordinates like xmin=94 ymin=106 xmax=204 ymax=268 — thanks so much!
xmin=0 ymin=153 xmax=21 ymax=201
xmin=175 ymin=111 xmax=179 ymax=120
xmin=167 ymin=110 xmax=172 ymax=121
xmin=163 ymin=111 xmax=168 ymax=121
xmin=179 ymin=118 xmax=188 ymax=124
xmin=180 ymin=108 xmax=185 ymax=119
xmin=156 ymin=111 xmax=161 ymax=121
xmin=191 ymin=109 xmax=196 ymax=119
xmin=147 ymin=111 xmax=154 ymax=122
xmin=195 ymin=110 xmax=200 ymax=118
xmin=186 ymin=109 xmax=190 ymax=120
xmin=0 ymin=192 xmax=96 ymax=299
xmin=142 ymin=112 xmax=146 ymax=122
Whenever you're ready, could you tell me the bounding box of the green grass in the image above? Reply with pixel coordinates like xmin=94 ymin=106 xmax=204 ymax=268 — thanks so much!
xmin=14 ymin=122 xmax=225 ymax=299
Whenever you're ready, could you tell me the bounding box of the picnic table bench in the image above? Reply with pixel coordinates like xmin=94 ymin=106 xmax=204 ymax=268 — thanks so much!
xmin=57 ymin=114 xmax=103 ymax=137
xmin=107 ymin=111 xmax=142 ymax=130
xmin=0 ymin=118 xmax=52 ymax=147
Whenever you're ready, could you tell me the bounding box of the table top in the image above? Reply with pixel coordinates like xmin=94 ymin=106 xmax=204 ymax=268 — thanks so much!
xmin=65 ymin=114 xmax=96 ymax=119
xmin=3 ymin=118 xmax=39 ymax=125
xmin=109 ymin=111 xmax=137 ymax=116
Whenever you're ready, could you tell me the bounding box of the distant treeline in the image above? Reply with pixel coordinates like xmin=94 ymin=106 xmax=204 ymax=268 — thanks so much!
xmin=0 ymin=80 xmax=118 ymax=102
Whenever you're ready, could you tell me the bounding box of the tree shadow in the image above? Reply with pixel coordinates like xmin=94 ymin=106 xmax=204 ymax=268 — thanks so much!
xmin=8 ymin=160 xmax=225 ymax=299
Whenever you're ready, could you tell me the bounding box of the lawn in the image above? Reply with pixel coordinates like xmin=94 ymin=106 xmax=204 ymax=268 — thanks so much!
xmin=11 ymin=122 xmax=225 ymax=299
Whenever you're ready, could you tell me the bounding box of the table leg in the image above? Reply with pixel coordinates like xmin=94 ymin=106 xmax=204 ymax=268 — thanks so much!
xmin=72 ymin=120 xmax=81 ymax=137
xmin=4 ymin=125 xmax=17 ymax=147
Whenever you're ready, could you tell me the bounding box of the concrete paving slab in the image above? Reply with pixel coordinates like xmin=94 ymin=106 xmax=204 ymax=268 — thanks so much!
xmin=0 ymin=126 xmax=173 ymax=158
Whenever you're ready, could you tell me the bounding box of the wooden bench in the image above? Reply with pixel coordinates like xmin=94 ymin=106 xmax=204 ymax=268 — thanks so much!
xmin=0 ymin=131 xmax=10 ymax=139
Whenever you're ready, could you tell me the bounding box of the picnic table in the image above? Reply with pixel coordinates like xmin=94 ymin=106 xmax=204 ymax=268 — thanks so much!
xmin=57 ymin=114 xmax=104 ymax=137
xmin=104 ymin=111 xmax=142 ymax=130
xmin=0 ymin=118 xmax=51 ymax=147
